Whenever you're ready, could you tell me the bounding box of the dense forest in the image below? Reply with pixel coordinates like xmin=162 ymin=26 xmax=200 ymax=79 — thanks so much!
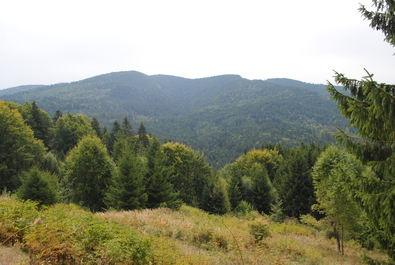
xmin=1 ymin=95 xmax=393 ymax=262
xmin=0 ymin=73 xmax=348 ymax=167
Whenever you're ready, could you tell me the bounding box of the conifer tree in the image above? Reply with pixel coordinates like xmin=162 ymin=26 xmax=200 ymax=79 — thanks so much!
xmin=17 ymin=167 xmax=58 ymax=206
xmin=276 ymin=148 xmax=315 ymax=218
xmin=145 ymin=138 xmax=178 ymax=209
xmin=251 ymin=166 xmax=274 ymax=214
xmin=325 ymin=3 xmax=395 ymax=258
xmin=24 ymin=101 xmax=53 ymax=148
xmin=121 ymin=116 xmax=134 ymax=137
xmin=138 ymin=122 xmax=149 ymax=149
xmin=204 ymin=177 xmax=231 ymax=215
xmin=91 ymin=117 xmax=102 ymax=139
xmin=105 ymin=149 xmax=147 ymax=210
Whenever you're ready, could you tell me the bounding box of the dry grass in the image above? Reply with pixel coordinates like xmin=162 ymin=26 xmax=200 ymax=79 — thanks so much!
xmin=0 ymin=245 xmax=29 ymax=265
xmin=97 ymin=205 xmax=389 ymax=265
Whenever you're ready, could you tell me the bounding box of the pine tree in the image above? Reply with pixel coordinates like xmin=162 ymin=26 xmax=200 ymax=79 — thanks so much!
xmin=276 ymin=148 xmax=315 ymax=218
xmin=91 ymin=118 xmax=102 ymax=139
xmin=138 ymin=122 xmax=149 ymax=149
xmin=145 ymin=138 xmax=178 ymax=209
xmin=17 ymin=167 xmax=58 ymax=206
xmin=25 ymin=101 xmax=53 ymax=148
xmin=121 ymin=116 xmax=134 ymax=137
xmin=204 ymin=177 xmax=231 ymax=215
xmin=326 ymin=1 xmax=395 ymax=259
xmin=105 ymin=149 xmax=147 ymax=210
xmin=251 ymin=166 xmax=274 ymax=214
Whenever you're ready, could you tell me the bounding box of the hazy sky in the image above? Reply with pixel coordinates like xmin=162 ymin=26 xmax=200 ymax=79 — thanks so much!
xmin=1 ymin=0 xmax=395 ymax=89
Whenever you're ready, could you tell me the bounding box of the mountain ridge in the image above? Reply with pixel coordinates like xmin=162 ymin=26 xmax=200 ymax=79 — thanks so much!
xmin=0 ymin=71 xmax=346 ymax=167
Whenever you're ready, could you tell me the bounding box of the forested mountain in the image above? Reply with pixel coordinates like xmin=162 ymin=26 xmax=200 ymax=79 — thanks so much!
xmin=0 ymin=71 xmax=347 ymax=167
xmin=0 ymin=85 xmax=43 ymax=96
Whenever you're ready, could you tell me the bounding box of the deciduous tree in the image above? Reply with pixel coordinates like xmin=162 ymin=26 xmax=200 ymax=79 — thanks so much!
xmin=0 ymin=101 xmax=46 ymax=191
xmin=62 ymin=136 xmax=113 ymax=212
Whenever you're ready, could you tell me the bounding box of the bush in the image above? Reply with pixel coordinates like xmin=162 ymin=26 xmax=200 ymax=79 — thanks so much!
xmin=24 ymin=204 xmax=152 ymax=264
xmin=249 ymin=221 xmax=270 ymax=243
xmin=16 ymin=167 xmax=58 ymax=206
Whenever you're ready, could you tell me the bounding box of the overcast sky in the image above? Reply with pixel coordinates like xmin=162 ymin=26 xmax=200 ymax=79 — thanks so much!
xmin=1 ymin=0 xmax=395 ymax=90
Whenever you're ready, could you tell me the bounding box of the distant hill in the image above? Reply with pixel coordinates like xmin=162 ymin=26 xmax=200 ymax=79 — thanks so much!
xmin=0 ymin=85 xmax=44 ymax=97
xmin=1 ymin=71 xmax=348 ymax=167
xmin=265 ymin=78 xmax=330 ymax=96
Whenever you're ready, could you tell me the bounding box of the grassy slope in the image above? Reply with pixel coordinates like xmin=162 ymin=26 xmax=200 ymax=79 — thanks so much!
xmin=0 ymin=196 xmax=388 ymax=265
xmin=98 ymin=206 xmax=387 ymax=265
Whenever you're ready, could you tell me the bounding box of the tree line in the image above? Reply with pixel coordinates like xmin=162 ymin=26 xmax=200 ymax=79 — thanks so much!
xmin=1 ymin=97 xmax=391 ymax=259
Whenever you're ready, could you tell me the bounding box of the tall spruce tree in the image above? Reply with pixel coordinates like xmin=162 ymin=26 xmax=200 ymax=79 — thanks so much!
xmin=138 ymin=122 xmax=149 ymax=149
xmin=276 ymin=148 xmax=315 ymax=218
xmin=145 ymin=138 xmax=178 ymax=209
xmin=325 ymin=1 xmax=395 ymax=259
xmin=105 ymin=149 xmax=147 ymax=210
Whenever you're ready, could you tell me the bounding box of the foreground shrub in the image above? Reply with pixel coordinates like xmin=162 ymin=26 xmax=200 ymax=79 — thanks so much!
xmin=0 ymin=195 xmax=38 ymax=246
xmin=25 ymin=204 xmax=151 ymax=264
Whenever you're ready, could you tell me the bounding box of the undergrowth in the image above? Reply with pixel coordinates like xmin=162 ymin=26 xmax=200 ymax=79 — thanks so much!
xmin=0 ymin=195 xmax=391 ymax=264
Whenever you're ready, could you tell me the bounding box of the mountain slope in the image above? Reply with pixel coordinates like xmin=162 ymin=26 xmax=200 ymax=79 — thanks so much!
xmin=1 ymin=71 xmax=347 ymax=167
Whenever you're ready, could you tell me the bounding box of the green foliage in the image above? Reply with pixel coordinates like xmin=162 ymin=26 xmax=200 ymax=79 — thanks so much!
xmin=16 ymin=167 xmax=58 ymax=206
xmin=312 ymin=146 xmax=365 ymax=238
xmin=249 ymin=221 xmax=271 ymax=243
xmin=138 ymin=122 xmax=149 ymax=150
xmin=52 ymin=112 xmax=96 ymax=157
xmin=145 ymin=138 xmax=179 ymax=209
xmin=275 ymin=144 xmax=320 ymax=218
xmin=27 ymin=204 xmax=151 ymax=264
xmin=62 ymin=135 xmax=114 ymax=212
xmin=105 ymin=149 xmax=148 ymax=210
xmin=0 ymin=195 xmax=39 ymax=246
xmin=327 ymin=70 xmax=395 ymax=260
xmin=162 ymin=142 xmax=212 ymax=207
xmin=1 ymin=72 xmax=344 ymax=168
xmin=21 ymin=101 xmax=54 ymax=148
xmin=204 ymin=177 xmax=231 ymax=215
xmin=359 ymin=1 xmax=395 ymax=47
xmin=228 ymin=148 xmax=280 ymax=214
xmin=0 ymin=100 xmax=46 ymax=191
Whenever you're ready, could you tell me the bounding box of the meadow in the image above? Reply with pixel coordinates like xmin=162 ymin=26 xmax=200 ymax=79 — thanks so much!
xmin=0 ymin=195 xmax=389 ymax=265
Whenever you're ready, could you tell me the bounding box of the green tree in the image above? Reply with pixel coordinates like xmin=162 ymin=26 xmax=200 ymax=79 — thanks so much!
xmin=0 ymin=100 xmax=46 ymax=191
xmin=162 ymin=142 xmax=212 ymax=207
xmin=359 ymin=0 xmax=395 ymax=46
xmin=52 ymin=109 xmax=63 ymax=123
xmin=121 ymin=116 xmax=134 ymax=137
xmin=22 ymin=101 xmax=53 ymax=148
xmin=251 ymin=166 xmax=274 ymax=214
xmin=145 ymin=138 xmax=179 ymax=209
xmin=91 ymin=117 xmax=102 ymax=139
xmin=327 ymin=70 xmax=395 ymax=259
xmin=276 ymin=148 xmax=315 ymax=218
xmin=16 ymin=167 xmax=58 ymax=206
xmin=327 ymin=1 xmax=395 ymax=254
xmin=204 ymin=177 xmax=231 ymax=215
xmin=138 ymin=122 xmax=149 ymax=149
xmin=105 ymin=149 xmax=147 ymax=210
xmin=62 ymin=136 xmax=113 ymax=212
xmin=312 ymin=146 xmax=365 ymax=254
xmin=228 ymin=149 xmax=280 ymax=213
xmin=52 ymin=113 xmax=96 ymax=157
